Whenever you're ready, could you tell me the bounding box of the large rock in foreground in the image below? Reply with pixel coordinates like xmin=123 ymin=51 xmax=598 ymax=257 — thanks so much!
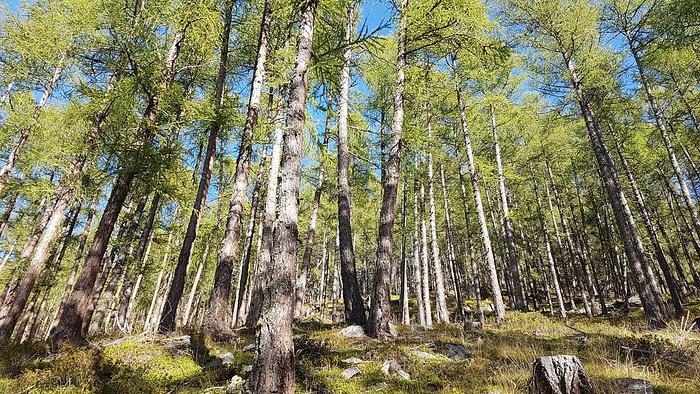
xmin=531 ymin=355 xmax=594 ymax=394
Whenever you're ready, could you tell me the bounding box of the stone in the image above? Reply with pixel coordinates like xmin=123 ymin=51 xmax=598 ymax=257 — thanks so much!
xmin=445 ymin=343 xmax=471 ymax=361
xmin=411 ymin=349 xmax=438 ymax=360
xmin=381 ymin=359 xmax=403 ymax=376
xmin=243 ymin=342 xmax=256 ymax=352
xmin=339 ymin=325 xmax=366 ymax=338
xmin=628 ymin=296 xmax=643 ymax=307
xmin=389 ymin=323 xmax=399 ymax=337
xmin=531 ymin=355 xmax=594 ymax=394
xmin=226 ymin=375 xmax=244 ymax=394
xmin=465 ymin=321 xmax=483 ymax=331
xmin=341 ymin=366 xmax=361 ymax=379
xmin=239 ymin=364 xmax=253 ymax=374
xmin=611 ymin=378 xmax=654 ymax=394
xmin=342 ymin=357 xmax=365 ymax=364
xmin=397 ymin=370 xmax=411 ymax=380
xmin=206 ymin=352 xmax=235 ymax=368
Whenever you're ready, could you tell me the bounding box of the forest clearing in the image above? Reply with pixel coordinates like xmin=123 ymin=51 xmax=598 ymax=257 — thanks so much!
xmin=0 ymin=0 xmax=699 ymax=392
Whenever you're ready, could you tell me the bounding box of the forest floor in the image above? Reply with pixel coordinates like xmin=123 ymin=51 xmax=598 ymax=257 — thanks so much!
xmin=1 ymin=299 xmax=699 ymax=393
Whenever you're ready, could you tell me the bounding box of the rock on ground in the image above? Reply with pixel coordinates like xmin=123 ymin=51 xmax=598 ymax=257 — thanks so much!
xmin=531 ymin=355 xmax=594 ymax=394
xmin=411 ymin=349 xmax=438 ymax=360
xmin=341 ymin=366 xmax=361 ymax=379
xmin=339 ymin=325 xmax=366 ymax=338
xmin=445 ymin=343 xmax=471 ymax=361
xmin=612 ymin=378 xmax=654 ymax=394
xmin=381 ymin=359 xmax=410 ymax=380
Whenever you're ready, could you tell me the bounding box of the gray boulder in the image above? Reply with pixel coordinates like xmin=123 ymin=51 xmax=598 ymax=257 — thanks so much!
xmin=611 ymin=378 xmax=654 ymax=394
xmin=445 ymin=343 xmax=471 ymax=361
xmin=531 ymin=355 xmax=594 ymax=394
xmin=339 ymin=325 xmax=366 ymax=338
xmin=341 ymin=366 xmax=361 ymax=379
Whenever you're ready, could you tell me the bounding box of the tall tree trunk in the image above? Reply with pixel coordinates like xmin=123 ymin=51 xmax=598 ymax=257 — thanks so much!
xmin=440 ymin=164 xmax=464 ymax=321
xmin=0 ymin=195 xmax=18 ymax=240
xmin=490 ymin=104 xmax=527 ymax=312
xmin=116 ymin=194 xmax=160 ymax=331
xmin=0 ymin=194 xmax=57 ymax=339
xmin=564 ymin=53 xmax=668 ymax=327
xmin=52 ymin=28 xmax=186 ymax=342
xmin=182 ymin=243 xmax=208 ymax=327
xmin=459 ymin=170 xmax=484 ymax=323
xmin=295 ymin=109 xmax=330 ymax=320
xmin=158 ymin=1 xmax=233 ymax=334
xmin=0 ymin=55 xmax=64 ymax=195
xmin=531 ymin=166 xmax=567 ymax=318
xmin=46 ymin=200 xmax=96 ymax=339
xmin=245 ymin=85 xmax=287 ymax=328
xmin=426 ymin=114 xmax=449 ymax=323
xmin=367 ymin=0 xmax=407 ymax=339
xmin=455 ymin=81 xmax=505 ymax=324
xmin=399 ymin=182 xmax=410 ymax=325
xmin=233 ymin=152 xmax=266 ymax=327
xmin=145 ymin=232 xmax=172 ymax=332
xmin=419 ymin=180 xmax=434 ymax=327
xmin=204 ymin=0 xmax=272 ymax=337
xmin=625 ymin=37 xmax=700 ymax=245
xmin=248 ymin=0 xmax=317 ymax=391
xmin=611 ymin=130 xmax=684 ymax=316
xmin=412 ymin=180 xmax=426 ymax=326
xmin=336 ymin=2 xmax=366 ymax=326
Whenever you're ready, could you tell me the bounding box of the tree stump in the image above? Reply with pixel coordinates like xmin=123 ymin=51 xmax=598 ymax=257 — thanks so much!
xmin=531 ymin=355 xmax=594 ymax=394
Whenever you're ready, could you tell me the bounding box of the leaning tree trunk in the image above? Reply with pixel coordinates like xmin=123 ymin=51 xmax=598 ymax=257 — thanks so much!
xmin=158 ymin=0 xmax=232 ymax=334
xmin=0 ymin=194 xmax=57 ymax=339
xmin=490 ymin=104 xmax=527 ymax=312
xmin=0 ymin=55 xmax=64 ymax=195
xmin=611 ymin=130 xmax=684 ymax=316
xmin=455 ymin=82 xmax=505 ymax=324
xmin=564 ymin=53 xmax=668 ymax=327
xmin=367 ymin=0 xmax=407 ymax=339
xmin=116 ymin=194 xmax=160 ymax=331
xmin=203 ymin=0 xmax=272 ymax=338
xmin=51 ymin=28 xmax=186 ymax=342
xmin=336 ymin=1 xmax=366 ymax=325
xmin=626 ymin=37 xmax=700 ymax=246
xmin=248 ymin=0 xmax=317 ymax=391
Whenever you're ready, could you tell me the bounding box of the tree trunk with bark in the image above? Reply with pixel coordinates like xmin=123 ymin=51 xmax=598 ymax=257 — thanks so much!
xmin=336 ymin=1 xmax=366 ymax=326
xmin=248 ymin=0 xmax=317 ymax=391
xmin=564 ymin=53 xmax=668 ymax=327
xmin=455 ymin=82 xmax=506 ymax=324
xmin=204 ymin=0 xmax=272 ymax=338
xmin=51 ymin=27 xmax=186 ymax=342
xmin=611 ymin=130 xmax=684 ymax=316
xmin=295 ymin=110 xmax=330 ymax=320
xmin=490 ymin=104 xmax=527 ymax=312
xmin=367 ymin=0 xmax=407 ymax=338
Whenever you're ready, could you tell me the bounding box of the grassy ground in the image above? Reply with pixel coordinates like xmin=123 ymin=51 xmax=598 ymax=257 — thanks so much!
xmin=1 ymin=301 xmax=699 ymax=393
